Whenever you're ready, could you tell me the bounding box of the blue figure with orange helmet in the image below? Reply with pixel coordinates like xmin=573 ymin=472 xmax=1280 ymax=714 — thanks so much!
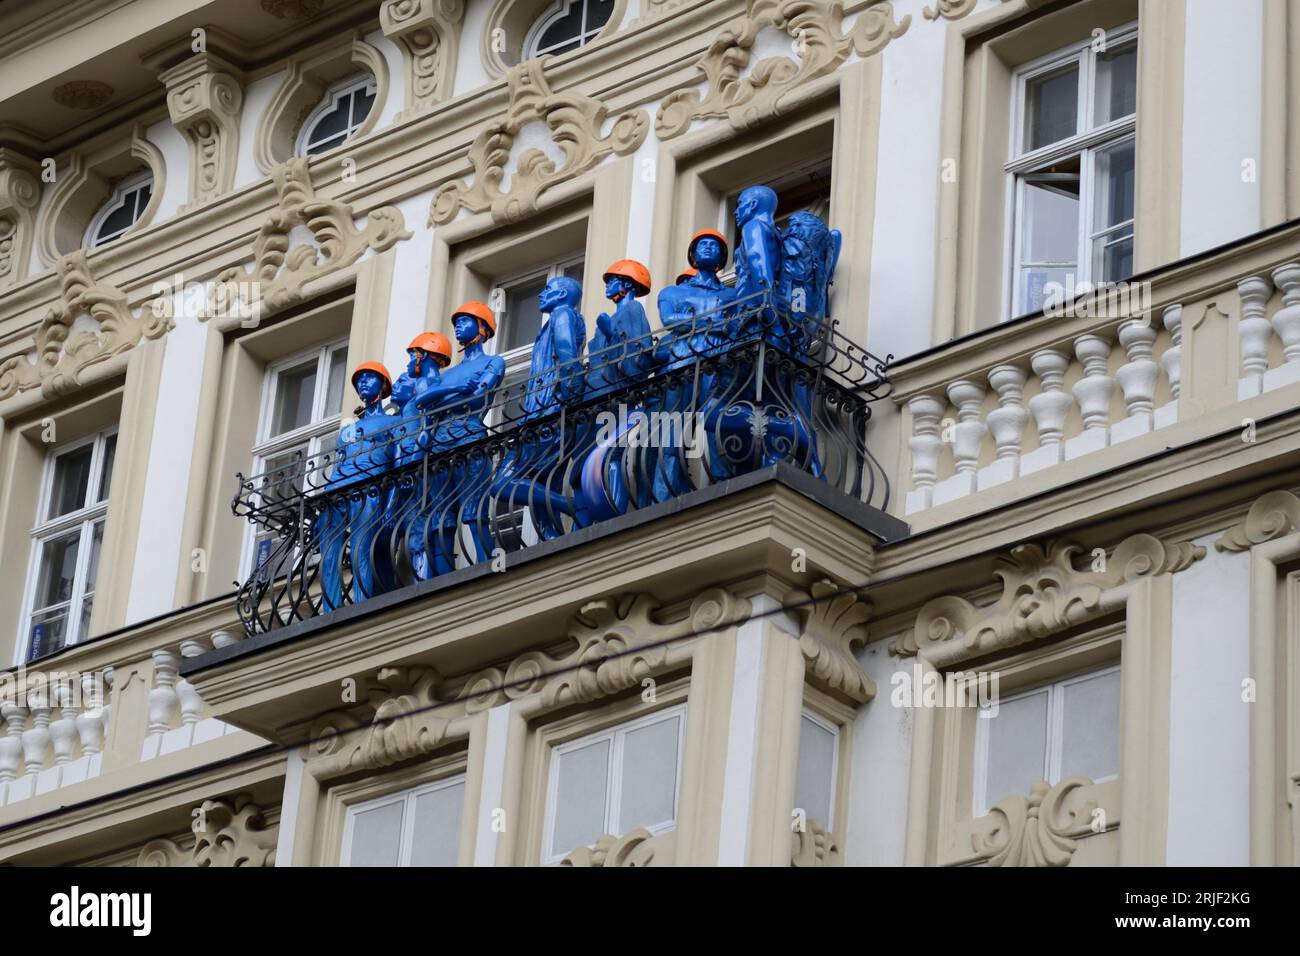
xmin=588 ymin=259 xmax=654 ymax=393
xmin=412 ymin=301 xmax=505 ymax=568
xmin=318 ymin=361 xmax=397 ymax=610
xmin=385 ymin=330 xmax=453 ymax=582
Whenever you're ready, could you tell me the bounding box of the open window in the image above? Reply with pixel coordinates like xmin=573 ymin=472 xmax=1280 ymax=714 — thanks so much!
xmin=1007 ymin=26 xmax=1137 ymax=317
xmin=20 ymin=428 xmax=117 ymax=661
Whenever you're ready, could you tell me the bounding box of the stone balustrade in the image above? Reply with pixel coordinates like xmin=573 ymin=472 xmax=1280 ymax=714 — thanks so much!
xmin=0 ymin=624 xmax=252 ymax=810
xmin=899 ymin=258 xmax=1300 ymax=515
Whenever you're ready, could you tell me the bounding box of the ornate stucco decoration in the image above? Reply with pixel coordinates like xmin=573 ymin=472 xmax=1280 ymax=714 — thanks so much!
xmin=458 ymin=588 xmax=752 ymax=713
xmin=308 ymin=666 xmax=452 ymax=777
xmin=429 ymin=56 xmax=649 ymax=226
xmin=922 ymin=0 xmax=978 ymax=21
xmin=0 ymin=251 xmax=172 ymax=401
xmin=971 ymin=778 xmax=1097 ymax=868
xmin=136 ymin=795 xmax=278 ymax=867
xmin=561 ymin=829 xmax=656 ymax=866
xmin=380 ymin=0 xmax=465 ymax=121
xmin=52 ymin=80 xmax=114 ymax=110
xmin=654 ymin=0 xmax=910 ymax=140
xmin=158 ymin=53 xmax=243 ymax=211
xmin=218 ymin=156 xmax=411 ymax=316
xmin=891 ymin=534 xmax=1205 ymax=668
xmin=0 ymin=149 xmax=40 ymax=289
xmin=791 ymin=819 xmax=841 ymax=866
xmin=1215 ymin=489 xmax=1300 ymax=552
xmin=790 ymin=579 xmax=876 ymax=705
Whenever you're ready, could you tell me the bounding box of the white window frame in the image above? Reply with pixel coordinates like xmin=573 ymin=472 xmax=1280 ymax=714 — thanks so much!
xmin=17 ymin=428 xmax=118 ymax=664
xmin=84 ymin=170 xmax=153 ymax=248
xmin=973 ymin=662 xmax=1122 ymax=817
xmin=339 ymin=773 xmax=467 ymax=866
xmin=795 ymin=708 xmax=840 ymax=831
xmin=1004 ymin=23 xmax=1138 ymax=319
xmin=523 ymin=0 xmax=613 ymax=60
xmin=540 ymin=703 xmax=687 ymax=865
xmin=295 ymin=73 xmax=377 ymax=157
xmin=240 ymin=337 xmax=350 ymax=578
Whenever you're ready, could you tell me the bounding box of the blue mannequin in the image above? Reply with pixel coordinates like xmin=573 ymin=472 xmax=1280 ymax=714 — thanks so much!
xmin=735 ymin=185 xmax=782 ymax=305
xmin=319 ymin=364 xmax=396 ymax=611
xmin=588 ymin=260 xmax=653 ymax=393
xmin=413 ymin=305 xmax=505 ymax=567
xmin=386 ymin=332 xmax=452 ymax=582
xmin=495 ymin=275 xmax=589 ymax=541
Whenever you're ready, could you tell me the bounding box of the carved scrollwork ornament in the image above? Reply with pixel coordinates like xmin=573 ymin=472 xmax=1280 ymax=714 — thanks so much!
xmin=0 ymin=251 xmax=173 ymax=402
xmin=1215 ymin=490 xmax=1300 ymax=552
xmin=308 ymin=666 xmax=451 ymax=775
xmin=459 ymin=588 xmax=751 ymax=713
xmin=158 ymin=54 xmax=244 ymax=210
xmin=893 ymin=533 xmax=1205 ymax=667
xmin=790 ymin=579 xmax=876 ymax=704
xmin=136 ymin=794 xmax=278 ymax=867
xmin=218 ymin=156 xmax=411 ymax=317
xmin=0 ymin=149 xmax=40 ymax=289
xmin=791 ymin=819 xmax=841 ymax=866
xmin=429 ymin=57 xmax=649 ymax=226
xmin=654 ymin=0 xmax=910 ymax=140
xmin=972 ymin=778 xmax=1096 ymax=867
xmin=381 ymin=0 xmax=465 ymax=119
xmin=561 ymin=828 xmax=656 ymax=866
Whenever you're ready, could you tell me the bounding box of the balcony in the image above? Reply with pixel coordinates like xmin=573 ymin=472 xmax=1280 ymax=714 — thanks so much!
xmin=229 ymin=291 xmax=899 ymax=637
xmin=894 ymin=222 xmax=1300 ymax=524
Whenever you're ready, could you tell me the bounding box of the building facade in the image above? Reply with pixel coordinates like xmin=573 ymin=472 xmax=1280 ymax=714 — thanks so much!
xmin=0 ymin=0 xmax=1297 ymax=867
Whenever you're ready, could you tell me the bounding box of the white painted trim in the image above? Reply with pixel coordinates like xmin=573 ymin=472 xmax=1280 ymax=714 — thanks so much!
xmin=473 ymin=701 xmax=513 ymax=866
xmin=716 ymin=599 xmax=771 ymax=865
xmin=275 ymin=748 xmax=306 ymax=867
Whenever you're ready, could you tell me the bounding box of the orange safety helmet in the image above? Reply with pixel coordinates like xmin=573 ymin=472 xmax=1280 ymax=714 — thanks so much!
xmin=451 ymin=300 xmax=497 ymax=342
xmin=351 ymin=361 xmax=393 ymax=398
xmin=603 ymin=259 xmax=652 ymax=297
xmin=676 ymin=267 xmax=698 ymax=285
xmin=687 ymin=229 xmax=729 ymax=269
xmin=407 ymin=331 xmax=453 ymax=368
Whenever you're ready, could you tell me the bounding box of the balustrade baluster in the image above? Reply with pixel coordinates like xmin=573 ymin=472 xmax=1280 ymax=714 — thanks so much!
xmin=980 ymin=365 xmax=1028 ymax=489
xmin=1068 ymin=334 xmax=1115 ymax=458
xmin=0 ymin=704 xmax=27 ymax=783
xmin=1266 ymin=263 xmax=1300 ymax=390
xmin=76 ymin=671 xmax=107 ymax=757
xmin=50 ymin=683 xmax=79 ymax=766
xmin=1112 ymin=318 xmax=1159 ymax=442
xmin=1237 ymin=275 xmax=1273 ymax=397
xmin=22 ymin=693 xmax=51 ymax=777
xmin=905 ymin=395 xmax=945 ymax=513
xmin=1023 ymin=348 xmax=1073 ymax=475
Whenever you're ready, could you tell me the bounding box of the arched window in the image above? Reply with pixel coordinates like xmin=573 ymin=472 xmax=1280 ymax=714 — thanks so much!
xmin=296 ymin=74 xmax=377 ymax=156
xmin=84 ymin=171 xmax=153 ymax=248
xmin=524 ymin=0 xmax=615 ymax=59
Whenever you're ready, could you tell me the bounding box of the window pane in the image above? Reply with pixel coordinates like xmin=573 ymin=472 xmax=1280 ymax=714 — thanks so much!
xmin=133 ymin=183 xmax=153 ymax=218
xmin=794 ymin=715 xmax=837 ymax=828
xmin=562 ymin=260 xmax=585 ymax=284
xmin=79 ymin=594 xmax=94 ymax=642
xmin=1023 ymin=64 xmax=1079 ymax=152
xmin=271 ymin=359 xmax=318 ymax=436
xmin=33 ymin=529 xmax=81 ymax=609
xmin=1061 ymin=670 xmax=1121 ymax=782
xmin=502 ymin=275 xmax=547 ymax=352
xmin=1094 ymin=42 xmax=1137 ymax=126
xmin=97 ymin=434 xmax=117 ymax=502
xmin=324 ymin=346 xmax=349 ymax=418
xmin=409 ymin=782 xmax=465 ymax=866
xmin=551 ymin=739 xmax=610 ymax=858
xmin=94 ymin=192 xmax=141 ymax=244
xmin=83 ymin=520 xmax=104 ymax=600
xmin=347 ymin=801 xmax=405 ymax=866
xmin=538 ymin=2 xmax=584 ymax=53
xmin=306 ymin=97 xmax=352 ymax=150
xmin=350 ymin=85 xmax=375 ymax=127
xmin=984 ymin=690 xmax=1049 ymax=811
xmin=618 ymin=716 xmax=680 ymax=833
xmin=259 ymin=445 xmax=310 ymax=506
xmin=1093 ymin=139 xmax=1135 ymax=233
xmin=585 ymin=0 xmax=615 ymax=32
xmin=28 ymin=607 xmax=70 ymax=660
xmin=1021 ymin=167 xmax=1081 ymax=263
xmin=48 ymin=444 xmax=94 ymax=519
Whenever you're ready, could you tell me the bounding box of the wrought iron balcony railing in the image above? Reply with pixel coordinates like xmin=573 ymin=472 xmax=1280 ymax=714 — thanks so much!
xmin=232 ymin=291 xmax=892 ymax=635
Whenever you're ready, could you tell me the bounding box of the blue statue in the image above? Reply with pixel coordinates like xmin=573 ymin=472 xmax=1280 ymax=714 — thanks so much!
xmin=588 ymin=259 xmax=654 ymax=393
xmin=318 ymin=362 xmax=396 ymax=611
xmin=493 ymin=275 xmax=590 ymax=542
xmin=386 ymin=331 xmax=453 ymax=582
xmin=412 ymin=302 xmax=505 ymax=568
xmin=734 ymin=185 xmax=782 ymax=304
